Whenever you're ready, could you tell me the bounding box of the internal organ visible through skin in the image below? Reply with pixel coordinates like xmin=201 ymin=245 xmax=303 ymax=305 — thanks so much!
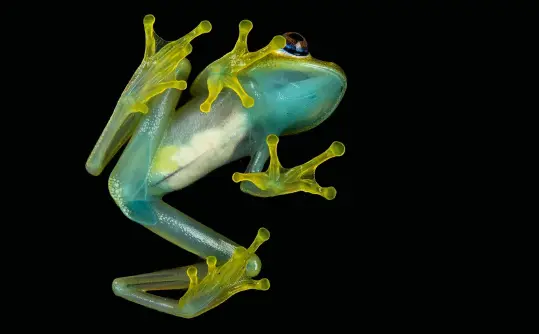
xmin=152 ymin=109 xmax=249 ymax=190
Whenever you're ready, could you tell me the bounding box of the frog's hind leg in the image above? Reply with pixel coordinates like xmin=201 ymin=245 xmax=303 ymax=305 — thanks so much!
xmin=111 ymin=264 xmax=205 ymax=318
xmin=111 ymin=147 xmax=269 ymax=317
xmin=108 ymin=58 xmax=269 ymax=318
xmin=112 ymin=228 xmax=271 ymax=318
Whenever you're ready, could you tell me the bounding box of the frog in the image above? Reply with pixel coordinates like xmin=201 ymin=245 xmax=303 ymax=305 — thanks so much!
xmin=85 ymin=14 xmax=347 ymax=319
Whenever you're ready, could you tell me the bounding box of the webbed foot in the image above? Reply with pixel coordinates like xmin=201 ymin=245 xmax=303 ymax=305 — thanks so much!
xmin=178 ymin=228 xmax=271 ymax=315
xmin=132 ymin=80 xmax=188 ymax=113
xmin=232 ymin=134 xmax=346 ymax=200
xmin=125 ymin=15 xmax=212 ymax=114
xmin=198 ymin=20 xmax=286 ymax=113
xmin=142 ymin=14 xmax=212 ymax=65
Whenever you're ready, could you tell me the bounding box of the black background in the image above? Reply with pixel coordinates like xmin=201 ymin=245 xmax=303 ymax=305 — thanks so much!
xmin=6 ymin=1 xmax=528 ymax=330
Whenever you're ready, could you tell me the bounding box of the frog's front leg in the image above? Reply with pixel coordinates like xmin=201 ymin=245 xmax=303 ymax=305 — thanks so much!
xmin=233 ymin=134 xmax=346 ymax=200
xmin=193 ymin=20 xmax=286 ymax=113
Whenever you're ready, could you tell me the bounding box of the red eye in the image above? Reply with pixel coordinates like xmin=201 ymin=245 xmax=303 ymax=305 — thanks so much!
xmin=282 ymin=32 xmax=309 ymax=56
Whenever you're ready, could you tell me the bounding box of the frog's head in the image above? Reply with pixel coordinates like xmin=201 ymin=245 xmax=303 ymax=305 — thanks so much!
xmin=241 ymin=32 xmax=347 ymax=135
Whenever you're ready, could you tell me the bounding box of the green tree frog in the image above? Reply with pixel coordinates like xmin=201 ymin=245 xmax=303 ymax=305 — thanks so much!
xmin=85 ymin=15 xmax=347 ymax=318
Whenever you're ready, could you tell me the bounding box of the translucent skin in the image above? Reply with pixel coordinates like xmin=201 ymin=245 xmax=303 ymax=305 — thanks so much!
xmin=86 ymin=15 xmax=347 ymax=318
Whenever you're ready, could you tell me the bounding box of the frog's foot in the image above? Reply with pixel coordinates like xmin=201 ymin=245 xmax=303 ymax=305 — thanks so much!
xmin=178 ymin=228 xmax=271 ymax=314
xmin=127 ymin=15 xmax=211 ymax=114
xmin=124 ymin=79 xmax=187 ymax=115
xmin=135 ymin=80 xmax=188 ymax=113
xmin=232 ymin=134 xmax=346 ymax=200
xmin=199 ymin=20 xmax=286 ymax=113
xmin=143 ymin=14 xmax=157 ymax=59
xmin=142 ymin=14 xmax=211 ymax=63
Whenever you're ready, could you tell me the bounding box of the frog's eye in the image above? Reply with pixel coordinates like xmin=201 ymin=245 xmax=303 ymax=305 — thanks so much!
xmin=281 ymin=32 xmax=309 ymax=57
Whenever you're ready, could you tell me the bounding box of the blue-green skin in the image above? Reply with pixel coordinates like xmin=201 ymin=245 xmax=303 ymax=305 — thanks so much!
xmin=86 ymin=41 xmax=346 ymax=317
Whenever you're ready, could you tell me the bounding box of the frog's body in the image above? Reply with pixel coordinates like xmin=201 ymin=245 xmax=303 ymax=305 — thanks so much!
xmin=86 ymin=16 xmax=347 ymax=318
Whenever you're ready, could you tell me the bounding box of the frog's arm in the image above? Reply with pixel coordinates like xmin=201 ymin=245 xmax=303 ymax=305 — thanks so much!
xmin=234 ymin=134 xmax=346 ymax=200
xmin=191 ymin=20 xmax=286 ymax=113
xmin=238 ymin=141 xmax=271 ymax=196
xmin=88 ymin=16 xmax=271 ymax=318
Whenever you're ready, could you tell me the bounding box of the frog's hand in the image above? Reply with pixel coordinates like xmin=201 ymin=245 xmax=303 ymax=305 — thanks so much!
xmin=233 ymin=134 xmax=346 ymax=200
xmin=112 ymin=228 xmax=270 ymax=318
xmin=191 ymin=20 xmax=286 ymax=113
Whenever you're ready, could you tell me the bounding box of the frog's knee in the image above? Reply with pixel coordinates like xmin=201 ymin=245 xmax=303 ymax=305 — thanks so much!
xmin=245 ymin=254 xmax=262 ymax=277
xmin=112 ymin=277 xmax=127 ymax=297
xmin=108 ymin=175 xmax=158 ymax=225
xmin=108 ymin=175 xmax=135 ymax=208
xmin=108 ymin=175 xmax=123 ymax=206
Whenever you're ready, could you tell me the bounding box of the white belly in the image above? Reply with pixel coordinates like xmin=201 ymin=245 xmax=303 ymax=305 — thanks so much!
xmin=152 ymin=109 xmax=249 ymax=191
